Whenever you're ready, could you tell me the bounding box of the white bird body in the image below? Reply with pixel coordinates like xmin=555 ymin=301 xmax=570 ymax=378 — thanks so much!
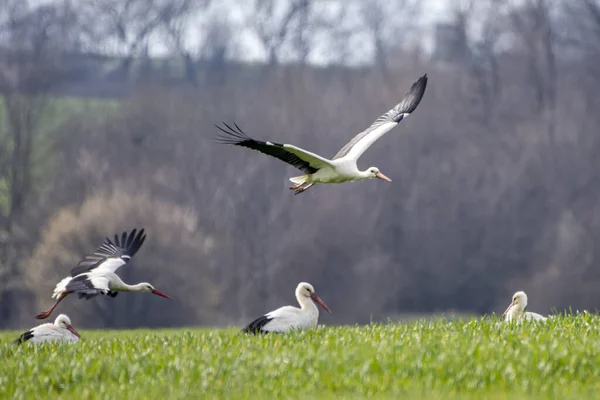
xmin=503 ymin=291 xmax=547 ymax=322
xmin=53 ymin=271 xmax=160 ymax=298
xmin=37 ymin=229 xmax=171 ymax=320
xmin=13 ymin=314 xmax=80 ymax=344
xmin=292 ymin=159 xmax=366 ymax=185
xmin=242 ymin=282 xmax=331 ymax=334
xmin=217 ymin=75 xmax=427 ymax=194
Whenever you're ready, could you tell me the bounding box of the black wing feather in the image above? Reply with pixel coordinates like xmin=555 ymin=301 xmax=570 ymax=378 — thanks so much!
xmin=12 ymin=330 xmax=34 ymax=345
xmin=70 ymin=228 xmax=147 ymax=277
xmin=241 ymin=315 xmax=274 ymax=335
xmin=215 ymin=122 xmax=319 ymax=174
xmin=124 ymin=230 xmax=133 ymax=249
xmin=395 ymin=74 xmax=428 ymax=115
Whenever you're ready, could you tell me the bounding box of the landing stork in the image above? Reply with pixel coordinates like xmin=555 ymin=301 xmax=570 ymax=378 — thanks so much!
xmin=216 ymin=75 xmax=428 ymax=194
xmin=36 ymin=228 xmax=171 ymax=319
xmin=242 ymin=282 xmax=331 ymax=334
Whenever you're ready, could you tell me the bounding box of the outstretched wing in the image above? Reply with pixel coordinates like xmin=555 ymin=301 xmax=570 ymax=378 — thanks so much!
xmin=216 ymin=122 xmax=334 ymax=174
xmin=70 ymin=228 xmax=147 ymax=277
xmin=333 ymin=74 xmax=428 ymax=160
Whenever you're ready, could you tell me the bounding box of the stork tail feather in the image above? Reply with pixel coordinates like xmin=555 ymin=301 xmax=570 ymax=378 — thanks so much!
xmin=53 ymin=276 xmax=72 ymax=299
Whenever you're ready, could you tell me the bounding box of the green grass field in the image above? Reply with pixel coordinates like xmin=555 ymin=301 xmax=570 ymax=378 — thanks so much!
xmin=2 ymin=314 xmax=600 ymax=399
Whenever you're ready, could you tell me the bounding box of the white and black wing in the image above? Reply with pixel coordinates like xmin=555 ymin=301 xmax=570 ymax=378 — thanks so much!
xmin=70 ymin=228 xmax=147 ymax=277
xmin=333 ymin=74 xmax=428 ymax=161
xmin=65 ymin=273 xmax=114 ymax=300
xmin=12 ymin=329 xmax=35 ymax=344
xmin=216 ymin=122 xmax=334 ymax=174
xmin=241 ymin=306 xmax=302 ymax=334
xmin=241 ymin=315 xmax=274 ymax=335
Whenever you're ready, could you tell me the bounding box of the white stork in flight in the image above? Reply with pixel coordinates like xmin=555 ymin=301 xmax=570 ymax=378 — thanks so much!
xmin=216 ymin=74 xmax=428 ymax=194
xmin=503 ymin=291 xmax=547 ymax=322
xmin=242 ymin=282 xmax=331 ymax=334
xmin=36 ymin=228 xmax=171 ymax=320
xmin=13 ymin=314 xmax=80 ymax=344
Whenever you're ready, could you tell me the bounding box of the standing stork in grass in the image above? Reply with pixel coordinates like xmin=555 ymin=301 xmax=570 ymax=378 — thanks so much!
xmin=503 ymin=291 xmax=547 ymax=322
xmin=216 ymin=74 xmax=428 ymax=194
xmin=36 ymin=228 xmax=172 ymax=320
xmin=13 ymin=314 xmax=80 ymax=344
xmin=242 ymin=282 xmax=331 ymax=334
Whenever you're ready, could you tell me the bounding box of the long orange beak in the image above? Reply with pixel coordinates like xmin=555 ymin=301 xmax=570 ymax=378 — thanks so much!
xmin=67 ymin=325 xmax=80 ymax=338
xmin=311 ymin=293 xmax=331 ymax=313
xmin=152 ymin=289 xmax=172 ymax=300
xmin=502 ymin=302 xmax=514 ymax=317
xmin=375 ymin=171 xmax=392 ymax=182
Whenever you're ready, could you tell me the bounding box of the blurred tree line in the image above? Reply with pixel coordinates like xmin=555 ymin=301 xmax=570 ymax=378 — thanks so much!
xmin=1 ymin=0 xmax=600 ymax=328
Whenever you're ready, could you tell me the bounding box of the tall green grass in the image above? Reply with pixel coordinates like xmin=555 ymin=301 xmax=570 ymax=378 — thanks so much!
xmin=2 ymin=314 xmax=600 ymax=399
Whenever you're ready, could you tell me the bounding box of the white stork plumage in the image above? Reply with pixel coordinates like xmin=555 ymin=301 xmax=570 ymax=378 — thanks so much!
xmin=503 ymin=291 xmax=547 ymax=322
xmin=216 ymin=75 xmax=428 ymax=194
xmin=242 ymin=282 xmax=331 ymax=334
xmin=36 ymin=228 xmax=171 ymax=320
xmin=13 ymin=314 xmax=80 ymax=344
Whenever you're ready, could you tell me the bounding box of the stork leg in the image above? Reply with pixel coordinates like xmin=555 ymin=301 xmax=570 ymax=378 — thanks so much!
xmin=35 ymin=291 xmax=71 ymax=319
xmin=294 ymin=183 xmax=314 ymax=195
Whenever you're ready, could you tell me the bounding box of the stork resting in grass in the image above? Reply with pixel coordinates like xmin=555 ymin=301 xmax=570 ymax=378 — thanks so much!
xmin=503 ymin=291 xmax=547 ymax=322
xmin=242 ymin=282 xmax=331 ymax=334
xmin=13 ymin=314 xmax=80 ymax=344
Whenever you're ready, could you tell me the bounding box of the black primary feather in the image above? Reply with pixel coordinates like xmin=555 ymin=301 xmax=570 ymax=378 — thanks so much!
xmin=12 ymin=330 xmax=34 ymax=345
xmin=395 ymin=74 xmax=428 ymax=115
xmin=241 ymin=315 xmax=273 ymax=335
xmin=70 ymin=228 xmax=147 ymax=277
xmin=215 ymin=122 xmax=319 ymax=175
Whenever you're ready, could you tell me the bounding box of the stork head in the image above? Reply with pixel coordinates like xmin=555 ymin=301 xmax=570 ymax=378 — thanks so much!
xmin=55 ymin=314 xmax=80 ymax=338
xmin=139 ymin=283 xmax=172 ymax=300
xmin=365 ymin=167 xmax=392 ymax=182
xmin=503 ymin=291 xmax=527 ymax=319
xmin=296 ymin=282 xmax=331 ymax=313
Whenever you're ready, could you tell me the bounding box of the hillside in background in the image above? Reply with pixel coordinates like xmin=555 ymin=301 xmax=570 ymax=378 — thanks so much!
xmin=1 ymin=0 xmax=600 ymax=328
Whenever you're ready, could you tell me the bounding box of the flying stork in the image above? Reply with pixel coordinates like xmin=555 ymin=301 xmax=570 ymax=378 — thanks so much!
xmin=216 ymin=74 xmax=428 ymax=194
xmin=36 ymin=228 xmax=171 ymax=320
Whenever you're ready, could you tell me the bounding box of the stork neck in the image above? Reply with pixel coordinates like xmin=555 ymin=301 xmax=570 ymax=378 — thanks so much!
xmin=296 ymin=293 xmax=318 ymax=314
xmin=507 ymin=304 xmax=524 ymax=320
xmin=111 ymin=276 xmax=145 ymax=292
xmin=358 ymin=169 xmax=373 ymax=178
xmin=123 ymin=282 xmax=147 ymax=292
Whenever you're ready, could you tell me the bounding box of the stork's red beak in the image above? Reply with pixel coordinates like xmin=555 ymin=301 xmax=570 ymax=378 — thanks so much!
xmin=152 ymin=289 xmax=172 ymax=300
xmin=502 ymin=302 xmax=514 ymax=317
xmin=376 ymin=171 xmax=392 ymax=182
xmin=67 ymin=325 xmax=80 ymax=338
xmin=311 ymin=293 xmax=331 ymax=313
